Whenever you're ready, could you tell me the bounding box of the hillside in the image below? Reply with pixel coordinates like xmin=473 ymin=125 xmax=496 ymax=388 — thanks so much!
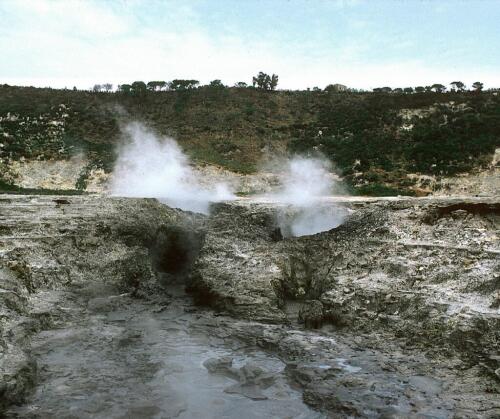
xmin=0 ymin=84 xmax=499 ymax=196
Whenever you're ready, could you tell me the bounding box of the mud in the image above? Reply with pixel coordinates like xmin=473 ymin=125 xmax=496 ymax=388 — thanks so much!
xmin=1 ymin=195 xmax=499 ymax=418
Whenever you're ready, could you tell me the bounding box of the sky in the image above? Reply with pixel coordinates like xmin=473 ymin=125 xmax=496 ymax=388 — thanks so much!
xmin=0 ymin=0 xmax=499 ymax=90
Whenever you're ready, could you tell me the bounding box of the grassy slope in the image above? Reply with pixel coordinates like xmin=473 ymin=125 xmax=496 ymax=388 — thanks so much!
xmin=0 ymin=85 xmax=499 ymax=194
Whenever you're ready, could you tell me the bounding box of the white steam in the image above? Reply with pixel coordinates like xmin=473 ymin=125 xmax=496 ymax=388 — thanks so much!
xmin=271 ymin=157 xmax=335 ymax=205
xmin=269 ymin=156 xmax=347 ymax=237
xmin=109 ymin=122 xmax=234 ymax=214
xmin=109 ymin=124 xmax=345 ymax=234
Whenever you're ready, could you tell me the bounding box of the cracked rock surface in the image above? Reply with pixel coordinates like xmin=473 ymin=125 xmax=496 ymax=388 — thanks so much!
xmin=1 ymin=194 xmax=499 ymax=418
xmin=190 ymin=196 xmax=500 ymax=416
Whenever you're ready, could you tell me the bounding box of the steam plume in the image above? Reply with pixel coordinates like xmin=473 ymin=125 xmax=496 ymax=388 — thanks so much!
xmin=109 ymin=122 xmax=234 ymax=214
xmin=269 ymin=156 xmax=347 ymax=237
xmin=271 ymin=157 xmax=335 ymax=205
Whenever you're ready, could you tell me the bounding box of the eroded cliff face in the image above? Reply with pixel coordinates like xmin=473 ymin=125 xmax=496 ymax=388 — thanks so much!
xmin=4 ymin=155 xmax=499 ymax=197
xmin=1 ymin=195 xmax=499 ymax=418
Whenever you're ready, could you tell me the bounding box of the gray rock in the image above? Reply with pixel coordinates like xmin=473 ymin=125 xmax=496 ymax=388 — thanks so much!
xmin=2 ymin=194 xmax=499 ymax=418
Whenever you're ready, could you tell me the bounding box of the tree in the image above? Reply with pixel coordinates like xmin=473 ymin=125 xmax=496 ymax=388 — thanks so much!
xmin=393 ymin=88 xmax=403 ymax=94
xmin=252 ymin=72 xmax=278 ymax=90
xmin=472 ymin=81 xmax=484 ymax=92
xmin=269 ymin=74 xmax=278 ymax=90
xmin=208 ymin=79 xmax=225 ymax=89
xmin=415 ymin=86 xmax=425 ymax=93
xmin=103 ymin=83 xmax=113 ymax=92
xmin=373 ymin=87 xmax=392 ymax=93
xmin=431 ymin=83 xmax=446 ymax=93
xmin=168 ymin=79 xmax=199 ymax=90
xmin=252 ymin=72 xmax=266 ymax=89
xmin=450 ymin=81 xmax=465 ymax=92
xmin=118 ymin=84 xmax=132 ymax=93
xmin=403 ymin=87 xmax=414 ymax=94
xmin=234 ymin=82 xmax=248 ymax=88
xmin=147 ymin=81 xmax=167 ymax=91
xmin=325 ymin=84 xmax=347 ymax=93
xmin=131 ymin=81 xmax=147 ymax=94
xmin=92 ymin=84 xmax=102 ymax=92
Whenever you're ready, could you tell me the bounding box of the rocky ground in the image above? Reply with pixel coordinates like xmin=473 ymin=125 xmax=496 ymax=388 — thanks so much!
xmin=1 ymin=194 xmax=499 ymax=418
xmin=0 ymin=196 xmax=201 ymax=412
xmin=190 ymin=196 xmax=500 ymax=417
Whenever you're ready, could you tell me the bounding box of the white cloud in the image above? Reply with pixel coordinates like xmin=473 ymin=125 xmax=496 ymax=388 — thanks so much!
xmin=0 ymin=0 xmax=499 ymax=90
xmin=13 ymin=0 xmax=130 ymax=37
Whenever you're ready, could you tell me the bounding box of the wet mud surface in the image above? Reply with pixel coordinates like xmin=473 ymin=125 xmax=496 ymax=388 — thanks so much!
xmin=5 ymin=284 xmax=322 ymax=419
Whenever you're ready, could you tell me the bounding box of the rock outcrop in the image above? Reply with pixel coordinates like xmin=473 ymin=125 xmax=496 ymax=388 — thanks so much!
xmin=0 ymin=195 xmax=202 ymax=410
xmin=193 ymin=198 xmax=500 ymax=359
xmin=1 ymin=194 xmax=499 ymax=417
xmin=189 ymin=196 xmax=499 ymax=415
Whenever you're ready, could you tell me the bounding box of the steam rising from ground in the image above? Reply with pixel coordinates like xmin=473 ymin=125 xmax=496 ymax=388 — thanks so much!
xmin=110 ymin=123 xmax=345 ymax=234
xmin=110 ymin=123 xmax=234 ymax=214
xmin=270 ymin=157 xmax=336 ymax=205
xmin=268 ymin=156 xmax=347 ymax=237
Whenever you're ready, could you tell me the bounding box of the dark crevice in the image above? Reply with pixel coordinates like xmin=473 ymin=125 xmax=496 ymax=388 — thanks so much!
xmin=150 ymin=226 xmax=203 ymax=277
xmin=150 ymin=226 xmax=204 ymax=284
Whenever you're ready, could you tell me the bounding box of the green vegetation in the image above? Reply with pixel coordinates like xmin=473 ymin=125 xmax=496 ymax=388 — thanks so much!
xmin=350 ymin=184 xmax=416 ymax=197
xmin=252 ymin=72 xmax=279 ymax=90
xmin=289 ymin=91 xmax=500 ymax=180
xmin=0 ymin=81 xmax=498 ymax=195
xmin=0 ymin=178 xmax=85 ymax=195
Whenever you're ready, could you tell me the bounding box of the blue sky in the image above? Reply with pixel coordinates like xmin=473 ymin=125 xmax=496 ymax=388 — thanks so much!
xmin=0 ymin=0 xmax=499 ymax=90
